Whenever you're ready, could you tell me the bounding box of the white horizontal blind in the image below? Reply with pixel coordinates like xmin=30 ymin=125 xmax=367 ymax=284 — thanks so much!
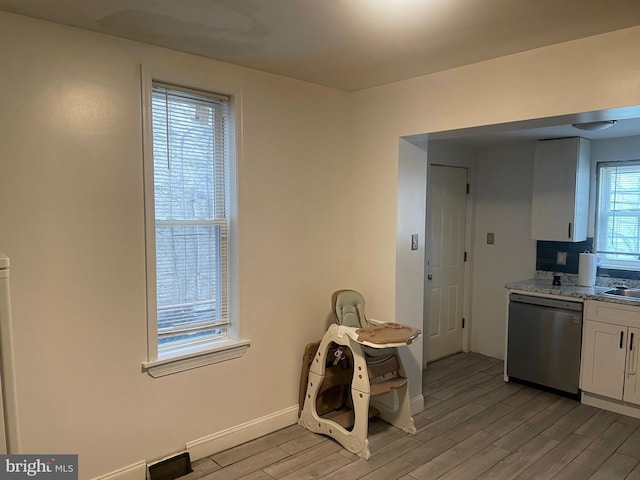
xmin=596 ymin=161 xmax=640 ymax=270
xmin=151 ymin=82 xmax=230 ymax=355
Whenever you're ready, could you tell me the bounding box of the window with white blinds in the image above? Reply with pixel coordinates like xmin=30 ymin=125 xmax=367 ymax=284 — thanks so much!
xmin=148 ymin=81 xmax=232 ymax=358
xmin=596 ymin=161 xmax=640 ymax=270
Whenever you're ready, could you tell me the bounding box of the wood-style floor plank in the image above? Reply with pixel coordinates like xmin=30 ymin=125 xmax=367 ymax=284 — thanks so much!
xmin=618 ymin=427 xmax=640 ymax=459
xmin=437 ymin=445 xmax=510 ymax=480
xmin=357 ymin=435 xmax=457 ymax=480
xmin=278 ymin=430 xmax=328 ymax=455
xmin=182 ymin=458 xmax=221 ymax=480
xmin=573 ymin=421 xmax=635 ymax=470
xmin=407 ymin=430 xmax=499 ymax=479
xmin=277 ymin=452 xmax=351 ymax=480
xmin=200 ymin=447 xmax=290 ymax=480
xmin=476 ymin=435 xmax=559 ymax=480
xmin=210 ymin=424 xmax=306 ymax=467
xmin=319 ymin=435 xmax=422 ymax=480
xmin=415 ymin=402 xmax=487 ymax=442
xmin=422 ymin=387 xmax=488 ymax=420
xmin=431 ymin=371 xmax=494 ymax=400
xmin=574 ymin=409 xmax=620 ymax=439
xmin=189 ymin=353 xmax=640 ymax=480
xmin=474 ymin=382 xmax=524 ymax=407
xmin=550 ymin=461 xmax=594 ymax=480
xmin=443 ymin=402 xmax=517 ymax=443
xmin=483 ymin=394 xmax=555 ymax=438
xmin=541 ymin=404 xmax=598 ymax=442
xmin=493 ymin=408 xmax=563 ymax=453
xmin=627 ymin=463 xmax=640 ymax=480
xmin=262 ymin=439 xmax=342 ymax=478
xmin=587 ymin=452 xmax=639 ymax=480
xmin=514 ymin=433 xmax=593 ymax=480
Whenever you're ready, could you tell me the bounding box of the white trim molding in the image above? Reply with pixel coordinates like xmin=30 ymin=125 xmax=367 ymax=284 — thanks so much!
xmin=142 ymin=339 xmax=251 ymax=378
xmin=582 ymin=392 xmax=640 ymax=420
xmin=90 ymin=461 xmax=147 ymax=480
xmin=410 ymin=394 xmax=425 ymax=415
xmin=187 ymin=405 xmax=299 ymax=460
xmin=93 ymin=396 xmax=424 ymax=479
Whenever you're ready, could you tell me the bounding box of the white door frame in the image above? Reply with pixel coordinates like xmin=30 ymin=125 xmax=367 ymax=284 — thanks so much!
xmin=0 ymin=254 xmax=20 ymax=453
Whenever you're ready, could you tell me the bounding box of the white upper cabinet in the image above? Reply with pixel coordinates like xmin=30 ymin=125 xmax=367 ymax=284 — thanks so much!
xmin=531 ymin=137 xmax=591 ymax=242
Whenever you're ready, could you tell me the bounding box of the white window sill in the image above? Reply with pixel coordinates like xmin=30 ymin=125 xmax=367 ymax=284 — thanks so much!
xmin=600 ymin=265 xmax=640 ymax=273
xmin=142 ymin=339 xmax=251 ymax=378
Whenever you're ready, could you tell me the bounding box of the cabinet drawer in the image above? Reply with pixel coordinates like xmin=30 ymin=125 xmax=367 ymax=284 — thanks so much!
xmin=585 ymin=300 xmax=640 ymax=328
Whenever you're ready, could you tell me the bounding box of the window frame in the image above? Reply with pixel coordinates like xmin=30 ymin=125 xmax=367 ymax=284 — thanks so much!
xmin=140 ymin=65 xmax=248 ymax=377
xmin=595 ymin=159 xmax=640 ymax=272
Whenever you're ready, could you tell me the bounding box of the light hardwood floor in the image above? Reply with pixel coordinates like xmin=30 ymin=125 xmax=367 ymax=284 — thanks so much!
xmin=186 ymin=353 xmax=640 ymax=480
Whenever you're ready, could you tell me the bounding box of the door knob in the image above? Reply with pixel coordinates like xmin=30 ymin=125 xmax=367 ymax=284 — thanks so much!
xmin=428 ymin=275 xmax=433 ymax=280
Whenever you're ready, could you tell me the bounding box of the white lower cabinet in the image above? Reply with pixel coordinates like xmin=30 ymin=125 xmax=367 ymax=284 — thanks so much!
xmin=624 ymin=326 xmax=640 ymax=405
xmin=581 ymin=301 xmax=640 ymax=407
xmin=581 ymin=320 xmax=626 ymax=399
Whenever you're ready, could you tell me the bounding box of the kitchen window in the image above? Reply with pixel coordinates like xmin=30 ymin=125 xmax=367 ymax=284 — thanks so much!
xmin=595 ymin=160 xmax=640 ymax=271
xmin=141 ymin=72 xmax=248 ymax=377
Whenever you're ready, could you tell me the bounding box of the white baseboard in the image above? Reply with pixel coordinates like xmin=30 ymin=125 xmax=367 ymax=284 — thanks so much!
xmin=411 ymin=394 xmax=425 ymax=414
xmin=582 ymin=392 xmax=640 ymax=420
xmin=91 ymin=461 xmax=146 ymax=480
xmin=186 ymin=405 xmax=299 ymax=460
xmin=92 ymin=396 xmax=424 ymax=480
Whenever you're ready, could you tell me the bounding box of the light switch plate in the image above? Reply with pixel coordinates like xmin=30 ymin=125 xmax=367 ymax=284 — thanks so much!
xmin=411 ymin=234 xmax=419 ymax=250
xmin=487 ymin=232 xmax=495 ymax=245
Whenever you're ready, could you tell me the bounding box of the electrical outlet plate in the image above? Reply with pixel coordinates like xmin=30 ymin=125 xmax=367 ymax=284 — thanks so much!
xmin=557 ymin=251 xmax=567 ymax=265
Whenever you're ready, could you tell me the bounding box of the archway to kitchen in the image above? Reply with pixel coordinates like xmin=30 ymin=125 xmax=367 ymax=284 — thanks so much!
xmin=398 ymin=105 xmax=640 ymax=370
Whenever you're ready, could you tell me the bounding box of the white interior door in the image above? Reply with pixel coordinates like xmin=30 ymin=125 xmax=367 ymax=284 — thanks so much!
xmin=424 ymin=165 xmax=467 ymax=363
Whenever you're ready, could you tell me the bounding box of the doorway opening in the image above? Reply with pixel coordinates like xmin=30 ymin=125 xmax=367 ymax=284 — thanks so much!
xmin=398 ymin=104 xmax=640 ymax=372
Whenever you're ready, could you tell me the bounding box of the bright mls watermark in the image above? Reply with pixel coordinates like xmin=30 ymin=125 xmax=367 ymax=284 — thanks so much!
xmin=0 ymin=456 xmax=77 ymax=479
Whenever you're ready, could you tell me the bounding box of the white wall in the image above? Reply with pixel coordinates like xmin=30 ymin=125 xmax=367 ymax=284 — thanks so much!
xmin=426 ymin=141 xmax=536 ymax=359
xmin=592 ymin=135 xmax=640 ymax=162
xmin=349 ymin=26 xmax=640 ymax=367
xmin=3 ymin=10 xmax=640 ymax=478
xmin=0 ymin=13 xmax=353 ymax=478
xmin=471 ymin=144 xmax=537 ymax=358
xmin=396 ymin=139 xmax=427 ymax=403
xmin=588 ymin=135 xmax=640 ymax=235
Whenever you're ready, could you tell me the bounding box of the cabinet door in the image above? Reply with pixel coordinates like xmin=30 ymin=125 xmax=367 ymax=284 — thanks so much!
xmin=581 ymin=320 xmax=626 ymax=400
xmin=624 ymin=327 xmax=640 ymax=405
xmin=531 ymin=138 xmax=589 ymax=242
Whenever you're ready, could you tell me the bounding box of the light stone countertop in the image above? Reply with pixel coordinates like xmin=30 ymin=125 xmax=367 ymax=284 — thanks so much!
xmin=505 ymin=278 xmax=640 ymax=306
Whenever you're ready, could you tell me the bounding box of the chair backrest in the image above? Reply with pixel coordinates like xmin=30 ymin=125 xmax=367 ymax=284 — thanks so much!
xmin=332 ymin=290 xmax=368 ymax=328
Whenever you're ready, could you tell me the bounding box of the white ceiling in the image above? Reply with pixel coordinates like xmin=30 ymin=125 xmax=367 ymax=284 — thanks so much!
xmin=3 ymin=0 xmax=640 ymax=91
xmin=422 ymin=107 xmax=640 ymax=147
xmin=3 ymin=0 xmax=640 ymax=144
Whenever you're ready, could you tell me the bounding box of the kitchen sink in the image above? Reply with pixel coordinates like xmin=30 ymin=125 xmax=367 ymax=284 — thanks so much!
xmin=603 ymin=287 xmax=640 ymax=299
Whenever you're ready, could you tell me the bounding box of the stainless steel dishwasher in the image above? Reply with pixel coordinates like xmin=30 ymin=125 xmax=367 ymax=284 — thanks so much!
xmin=507 ymin=293 xmax=583 ymax=396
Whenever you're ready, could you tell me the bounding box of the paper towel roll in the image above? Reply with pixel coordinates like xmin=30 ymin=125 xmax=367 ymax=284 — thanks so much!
xmin=578 ymin=253 xmax=597 ymax=287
